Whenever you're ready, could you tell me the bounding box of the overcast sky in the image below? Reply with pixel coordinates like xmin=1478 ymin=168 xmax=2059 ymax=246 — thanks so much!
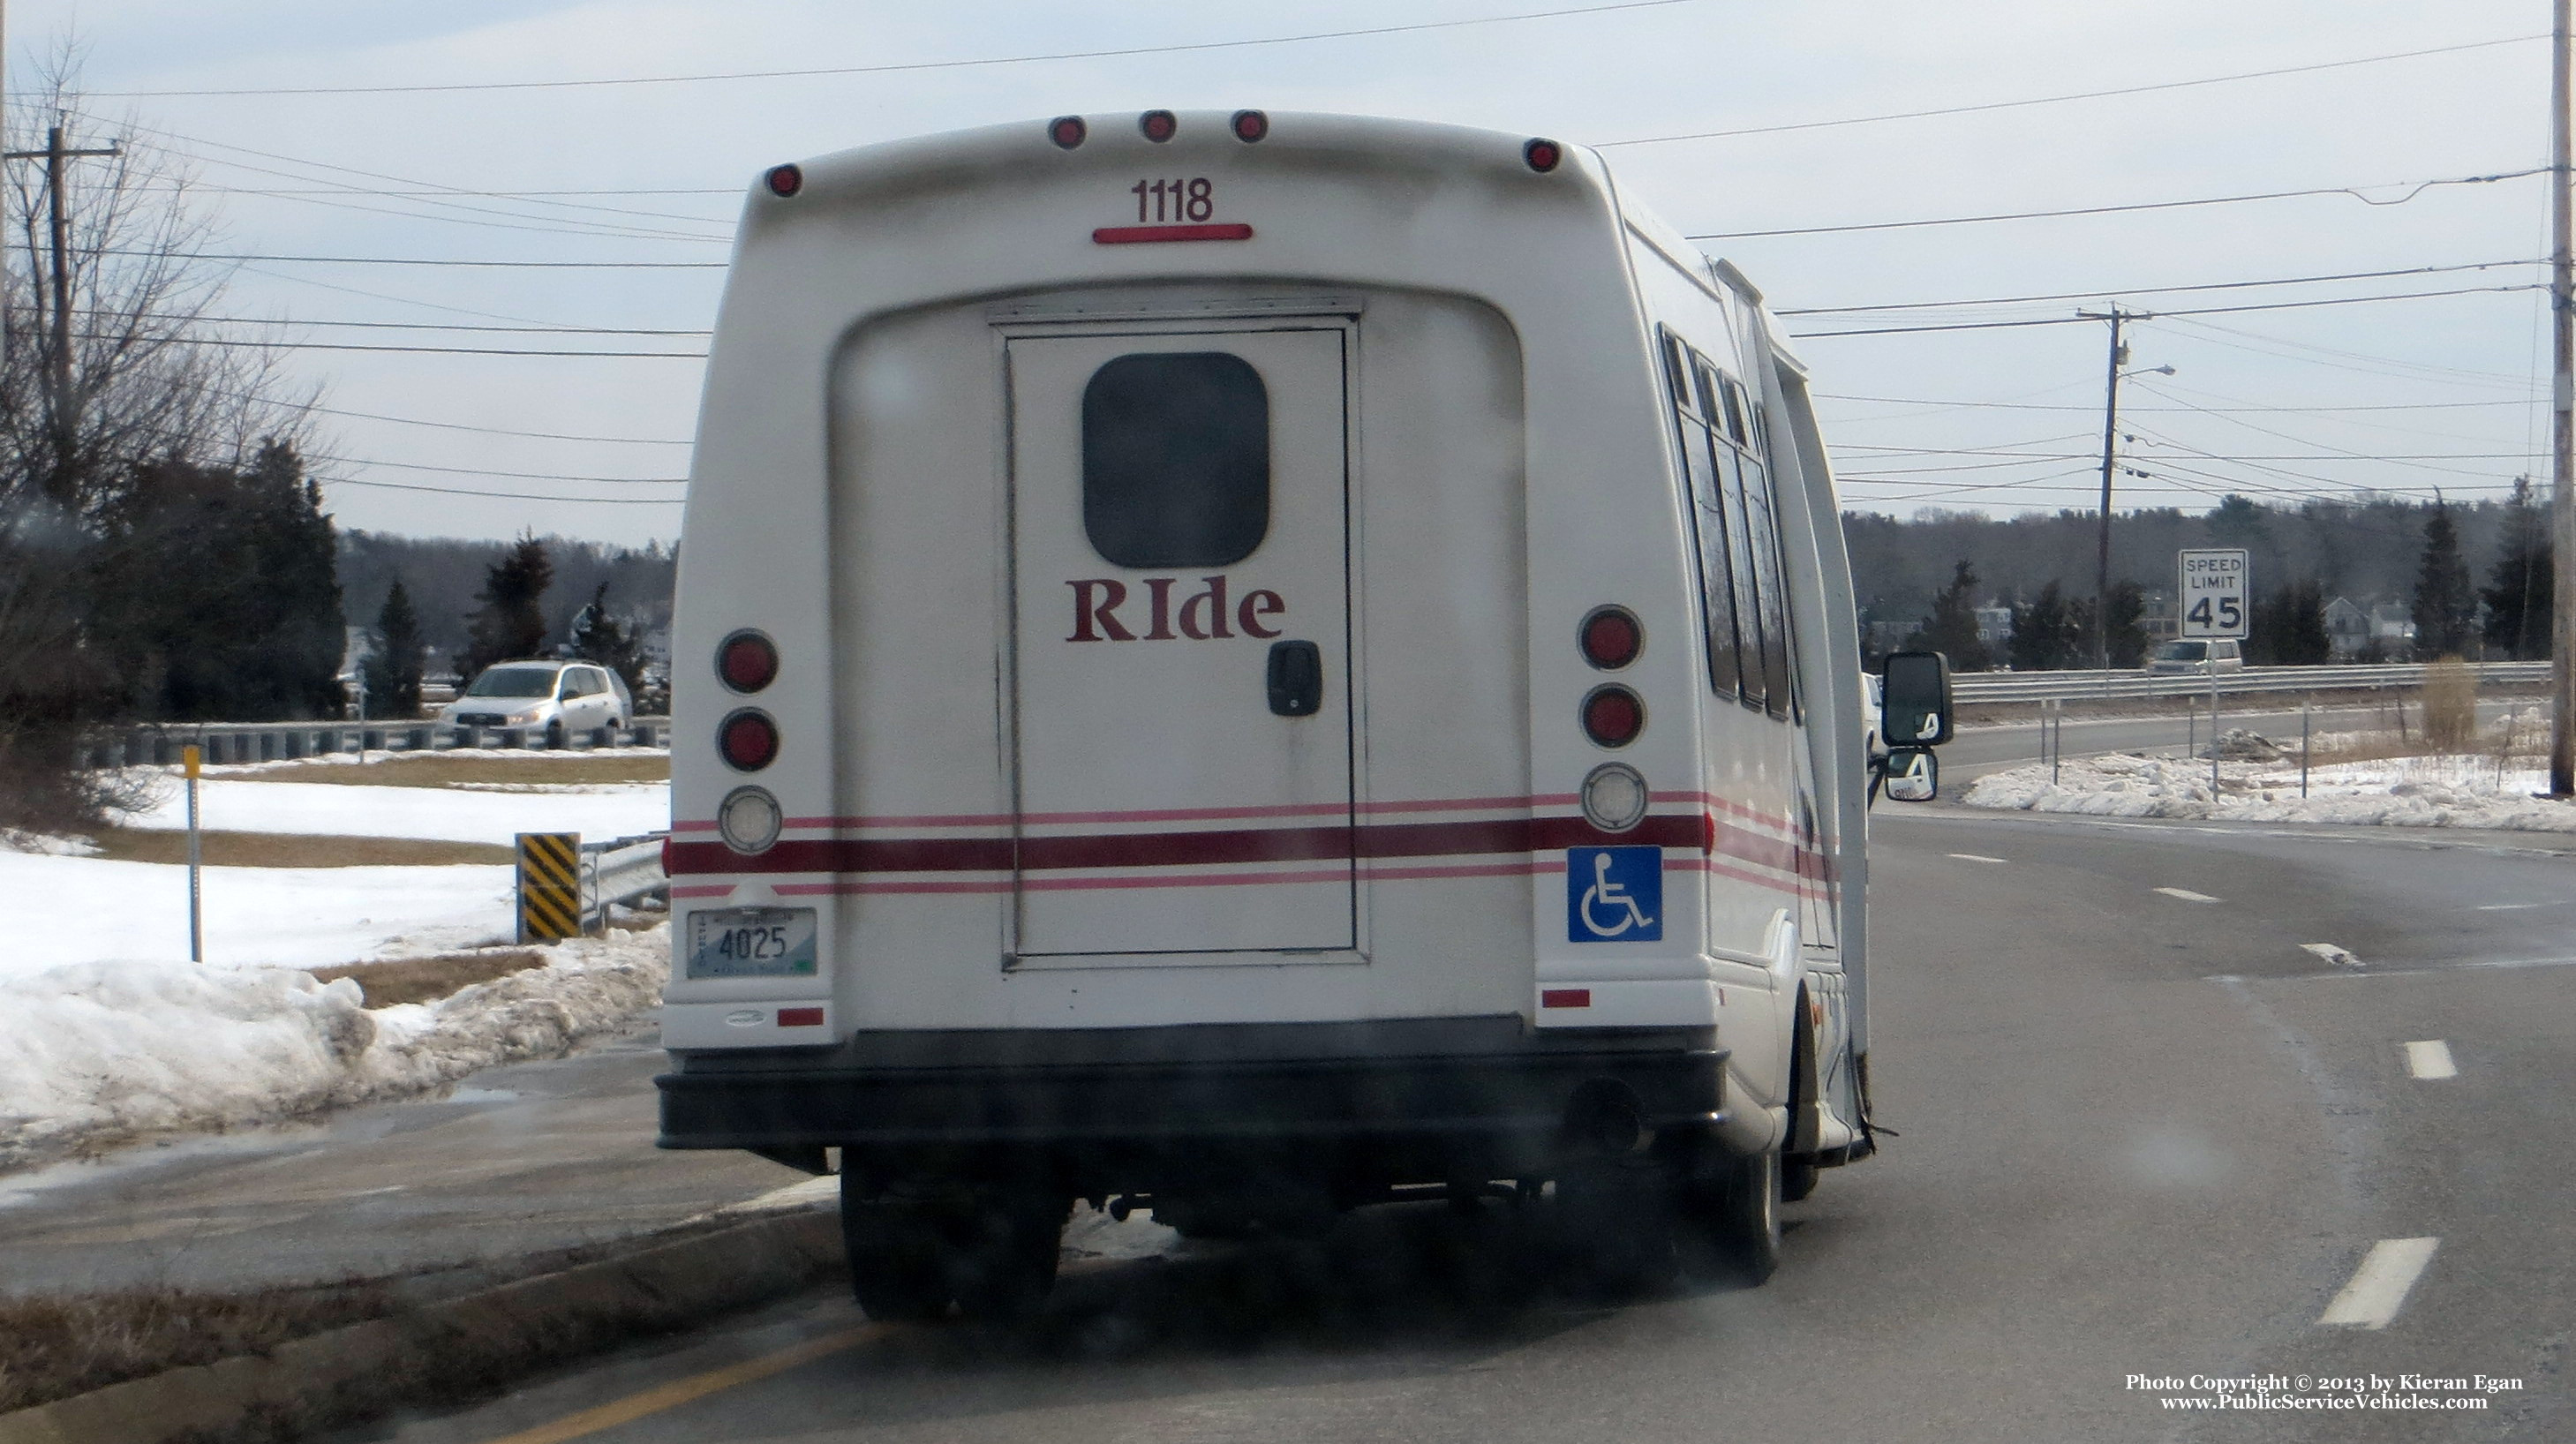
xmin=4 ymin=0 xmax=2554 ymax=547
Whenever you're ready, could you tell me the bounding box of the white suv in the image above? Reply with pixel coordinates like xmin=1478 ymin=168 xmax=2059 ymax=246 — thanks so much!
xmin=2143 ymin=639 xmax=2244 ymax=676
xmin=441 ymin=660 xmax=633 ymax=745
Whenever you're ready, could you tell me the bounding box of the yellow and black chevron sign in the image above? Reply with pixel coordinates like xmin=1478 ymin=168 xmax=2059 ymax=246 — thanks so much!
xmin=516 ymin=831 xmax=583 ymax=942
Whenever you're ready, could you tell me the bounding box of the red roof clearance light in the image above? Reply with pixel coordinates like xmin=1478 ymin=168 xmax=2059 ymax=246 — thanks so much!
xmin=1050 ymin=116 xmax=1088 ymax=149
xmin=765 ymin=164 xmax=803 ymax=198
xmin=1523 ymin=138 xmax=1563 ymax=173
xmin=1580 ymin=686 xmax=1645 ymax=748
xmin=1231 ymin=109 xmax=1269 ymax=143
xmin=1579 ymin=606 xmax=1643 ymax=670
xmin=1140 ymin=109 xmax=1178 ymax=142
xmin=718 ymin=629 xmax=779 ymax=693
xmin=719 ymin=710 xmax=780 ymax=771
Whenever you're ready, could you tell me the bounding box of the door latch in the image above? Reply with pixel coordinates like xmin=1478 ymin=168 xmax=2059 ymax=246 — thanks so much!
xmin=1267 ymin=639 xmax=1323 ymax=717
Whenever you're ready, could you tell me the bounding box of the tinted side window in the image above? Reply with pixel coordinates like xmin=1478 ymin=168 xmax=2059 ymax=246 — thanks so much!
xmin=1661 ymin=331 xmax=1744 ymax=697
xmin=1081 ymin=352 xmax=1270 ymax=568
xmin=1699 ymin=361 xmax=1768 ymax=713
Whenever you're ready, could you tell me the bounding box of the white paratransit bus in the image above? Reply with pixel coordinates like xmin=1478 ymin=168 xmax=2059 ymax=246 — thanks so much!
xmin=659 ymin=108 xmax=1955 ymax=1320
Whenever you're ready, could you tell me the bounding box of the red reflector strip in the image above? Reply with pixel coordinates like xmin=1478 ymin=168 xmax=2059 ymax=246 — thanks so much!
xmin=1092 ymin=222 xmax=1254 ymax=244
xmin=1540 ymin=989 xmax=1592 ymax=1009
xmin=776 ymin=1007 xmax=825 ymax=1027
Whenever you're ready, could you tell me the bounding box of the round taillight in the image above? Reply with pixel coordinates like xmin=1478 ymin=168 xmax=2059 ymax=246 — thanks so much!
xmin=1524 ymin=138 xmax=1562 ymax=173
xmin=1580 ymin=763 xmax=1649 ymax=832
xmin=1579 ymin=606 xmax=1642 ymax=670
xmin=765 ymin=163 xmax=802 ymax=198
xmin=1050 ymin=115 xmax=1087 ymax=149
xmin=719 ymin=709 xmax=780 ymax=771
xmin=1580 ymin=686 xmax=1645 ymax=748
xmin=1232 ymin=109 xmax=1269 ymax=143
xmin=1140 ymin=109 xmax=1177 ymax=142
xmin=719 ymin=786 xmax=783 ymax=854
xmin=717 ymin=629 xmax=778 ymax=694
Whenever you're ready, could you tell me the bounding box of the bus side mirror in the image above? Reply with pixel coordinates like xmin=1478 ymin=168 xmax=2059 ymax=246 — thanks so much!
xmin=1882 ymin=747 xmax=1938 ymax=801
xmin=1880 ymin=650 xmax=1954 ymax=747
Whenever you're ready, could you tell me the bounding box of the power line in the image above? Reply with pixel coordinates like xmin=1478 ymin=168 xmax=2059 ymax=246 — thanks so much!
xmin=318 ymin=475 xmax=683 ymax=504
xmin=1779 ymin=259 xmax=2539 ymax=315
xmin=99 ymin=332 xmax=705 ymax=359
xmin=1819 ymin=392 xmax=2534 ymax=413
xmin=335 ymin=456 xmax=683 ymax=484
xmin=1693 ymin=171 xmax=2542 ymax=243
xmin=1789 ymin=283 xmax=2545 ymax=340
xmin=104 ymin=248 xmax=725 ymax=269
xmin=87 ymin=0 xmax=1699 ymax=97
xmin=280 ymin=398 xmax=689 ymax=446
xmin=1601 ymin=33 xmax=2541 ymax=148
xmin=204 ymin=314 xmax=710 ymax=337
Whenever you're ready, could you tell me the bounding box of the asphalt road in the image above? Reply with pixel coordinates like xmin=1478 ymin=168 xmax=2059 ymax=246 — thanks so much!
xmin=343 ymin=805 xmax=2576 ymax=1444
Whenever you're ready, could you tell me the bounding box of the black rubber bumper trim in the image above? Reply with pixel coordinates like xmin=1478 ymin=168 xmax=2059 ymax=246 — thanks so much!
xmin=655 ymin=1046 xmax=1728 ymax=1151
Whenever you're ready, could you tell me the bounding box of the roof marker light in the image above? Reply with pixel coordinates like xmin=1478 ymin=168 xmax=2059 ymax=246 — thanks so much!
xmin=765 ymin=163 xmax=802 ymax=198
xmin=1140 ymin=109 xmax=1178 ymax=142
xmin=1524 ymin=138 xmax=1562 ymax=173
xmin=1050 ymin=116 xmax=1087 ymax=149
xmin=1231 ymin=109 xmax=1269 ymax=143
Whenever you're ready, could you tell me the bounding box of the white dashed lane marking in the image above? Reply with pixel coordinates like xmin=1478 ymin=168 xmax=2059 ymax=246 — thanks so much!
xmin=2403 ymin=1040 xmax=2458 ymax=1080
xmin=2154 ymin=887 xmax=2221 ymax=903
xmin=2300 ymin=942 xmax=2361 ymax=968
xmin=2317 ymin=1237 xmax=2440 ymax=1329
xmin=1947 ymin=853 xmax=2007 ymax=863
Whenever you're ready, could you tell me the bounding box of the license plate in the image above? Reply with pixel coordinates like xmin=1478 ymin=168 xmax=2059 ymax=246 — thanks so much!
xmin=686 ymin=907 xmax=818 ymax=979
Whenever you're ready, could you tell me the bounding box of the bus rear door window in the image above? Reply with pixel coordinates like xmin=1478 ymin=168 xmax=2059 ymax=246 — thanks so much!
xmin=1081 ymin=351 xmax=1271 ymax=568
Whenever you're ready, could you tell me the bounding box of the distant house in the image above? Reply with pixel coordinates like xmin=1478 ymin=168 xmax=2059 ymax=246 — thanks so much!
xmin=2324 ymin=597 xmax=2370 ymax=660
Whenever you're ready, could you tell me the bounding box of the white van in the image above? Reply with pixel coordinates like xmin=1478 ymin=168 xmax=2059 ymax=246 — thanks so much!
xmin=659 ymin=109 xmax=1942 ymax=1319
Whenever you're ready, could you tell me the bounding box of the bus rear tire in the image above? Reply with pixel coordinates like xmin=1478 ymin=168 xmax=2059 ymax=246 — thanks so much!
xmin=840 ymin=1178 xmax=948 ymax=1322
xmin=1711 ymin=1147 xmax=1783 ymax=1285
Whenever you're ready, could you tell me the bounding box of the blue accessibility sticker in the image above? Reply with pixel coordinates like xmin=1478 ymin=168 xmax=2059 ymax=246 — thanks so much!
xmin=1567 ymin=846 xmax=1662 ymax=942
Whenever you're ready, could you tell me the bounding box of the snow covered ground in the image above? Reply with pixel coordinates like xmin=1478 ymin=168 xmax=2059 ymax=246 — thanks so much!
xmin=1964 ymin=748 xmax=2576 ymax=832
xmin=0 ymin=754 xmax=674 ymax=1171
xmin=0 ymin=927 xmax=669 ymax=1172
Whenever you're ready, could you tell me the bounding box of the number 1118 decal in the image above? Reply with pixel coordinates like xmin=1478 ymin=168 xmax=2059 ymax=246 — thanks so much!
xmin=1132 ymin=177 xmax=1216 ymax=223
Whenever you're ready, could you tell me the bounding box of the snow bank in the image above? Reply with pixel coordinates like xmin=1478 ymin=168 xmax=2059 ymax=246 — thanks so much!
xmin=0 ymin=854 xmax=516 ymax=981
xmin=119 ymin=778 xmax=666 ymax=846
xmin=0 ymin=927 xmax=669 ymax=1172
xmin=1964 ymin=749 xmax=2576 ymax=832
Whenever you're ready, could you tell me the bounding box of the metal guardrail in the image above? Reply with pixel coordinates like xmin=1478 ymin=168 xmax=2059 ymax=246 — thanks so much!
xmin=582 ymin=831 xmax=670 ymax=929
xmin=87 ymin=717 xmax=674 ymax=769
xmin=1951 ymin=661 xmax=2550 ymax=704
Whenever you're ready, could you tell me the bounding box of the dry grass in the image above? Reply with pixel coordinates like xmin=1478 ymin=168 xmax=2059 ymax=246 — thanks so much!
xmin=2421 ymin=658 xmax=2479 ymax=751
xmin=305 ymin=950 xmax=545 ymax=1008
xmin=217 ymin=752 xmax=667 ymax=789
xmin=83 ymin=828 xmax=516 ymax=868
xmin=0 ymin=1282 xmax=395 ymax=1414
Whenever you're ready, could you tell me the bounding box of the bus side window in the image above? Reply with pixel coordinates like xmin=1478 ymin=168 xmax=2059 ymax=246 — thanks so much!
xmin=1737 ymin=446 xmax=1795 ymax=718
xmin=1660 ymin=330 xmax=1744 ymax=699
xmin=1699 ymin=360 xmax=1768 ymax=714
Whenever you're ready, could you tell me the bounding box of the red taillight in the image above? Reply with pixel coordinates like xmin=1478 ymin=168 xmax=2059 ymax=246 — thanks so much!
xmin=719 ymin=710 xmax=780 ymax=771
xmin=718 ymin=630 xmax=778 ymax=693
xmin=1541 ymin=989 xmax=1592 ymax=1009
xmin=777 ymin=1007 xmax=825 ymax=1027
xmin=1581 ymin=687 xmax=1645 ymax=748
xmin=1231 ymin=109 xmax=1268 ymax=143
xmin=1524 ymin=138 xmax=1562 ymax=173
xmin=1140 ymin=109 xmax=1177 ymax=142
xmin=1579 ymin=606 xmax=1642 ymax=670
xmin=765 ymin=163 xmax=802 ymax=198
xmin=1049 ymin=115 xmax=1087 ymax=149
xmin=659 ymin=834 xmax=673 ymax=875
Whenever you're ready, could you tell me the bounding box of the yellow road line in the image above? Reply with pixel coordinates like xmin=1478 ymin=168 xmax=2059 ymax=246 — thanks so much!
xmin=480 ymin=1323 xmax=883 ymax=1444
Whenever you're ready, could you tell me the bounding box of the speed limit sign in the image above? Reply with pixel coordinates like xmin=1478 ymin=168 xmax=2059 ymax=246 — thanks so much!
xmin=2179 ymin=548 xmax=2248 ymax=638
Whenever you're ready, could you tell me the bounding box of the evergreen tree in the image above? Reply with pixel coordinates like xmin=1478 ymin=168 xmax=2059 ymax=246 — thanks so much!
xmin=1902 ymin=560 xmax=1992 ymax=671
xmin=568 ymin=580 xmax=646 ymax=696
xmin=2482 ymin=475 xmax=2553 ymax=660
xmin=462 ymin=533 xmax=554 ymax=676
xmin=241 ymin=440 xmax=347 ymax=718
xmin=2410 ymin=499 xmax=2476 ymax=658
xmin=2100 ymin=581 xmax=2150 ymax=667
xmin=363 ymin=577 xmax=427 ymax=717
xmin=2251 ymin=579 xmax=2331 ymax=666
xmin=2007 ymin=580 xmax=2079 ymax=670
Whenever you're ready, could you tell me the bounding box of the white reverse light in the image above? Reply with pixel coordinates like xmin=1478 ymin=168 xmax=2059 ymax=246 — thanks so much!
xmin=1580 ymin=763 xmax=1648 ymax=832
xmin=719 ymin=785 xmax=783 ymax=854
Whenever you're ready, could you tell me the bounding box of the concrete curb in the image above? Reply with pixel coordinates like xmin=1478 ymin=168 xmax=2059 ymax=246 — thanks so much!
xmin=0 ymin=1208 xmax=843 ymax=1444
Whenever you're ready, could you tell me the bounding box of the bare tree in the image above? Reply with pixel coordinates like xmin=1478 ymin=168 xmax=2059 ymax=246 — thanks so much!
xmin=0 ymin=49 xmax=326 ymax=832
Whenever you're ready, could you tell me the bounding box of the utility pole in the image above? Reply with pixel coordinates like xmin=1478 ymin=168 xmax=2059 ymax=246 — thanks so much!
xmin=2553 ymin=0 xmax=2576 ymax=796
xmin=2083 ymin=306 xmax=2130 ymax=671
xmin=2 ymin=120 xmax=117 ymax=480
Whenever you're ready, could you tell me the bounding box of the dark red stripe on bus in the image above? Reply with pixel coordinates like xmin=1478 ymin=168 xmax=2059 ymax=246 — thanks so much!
xmin=669 ymin=813 xmax=1718 ymax=877
xmin=1091 ymin=222 xmax=1254 ymax=244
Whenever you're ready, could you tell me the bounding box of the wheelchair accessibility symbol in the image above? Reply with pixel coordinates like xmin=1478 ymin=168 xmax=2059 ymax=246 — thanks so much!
xmin=1567 ymin=846 xmax=1662 ymax=942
